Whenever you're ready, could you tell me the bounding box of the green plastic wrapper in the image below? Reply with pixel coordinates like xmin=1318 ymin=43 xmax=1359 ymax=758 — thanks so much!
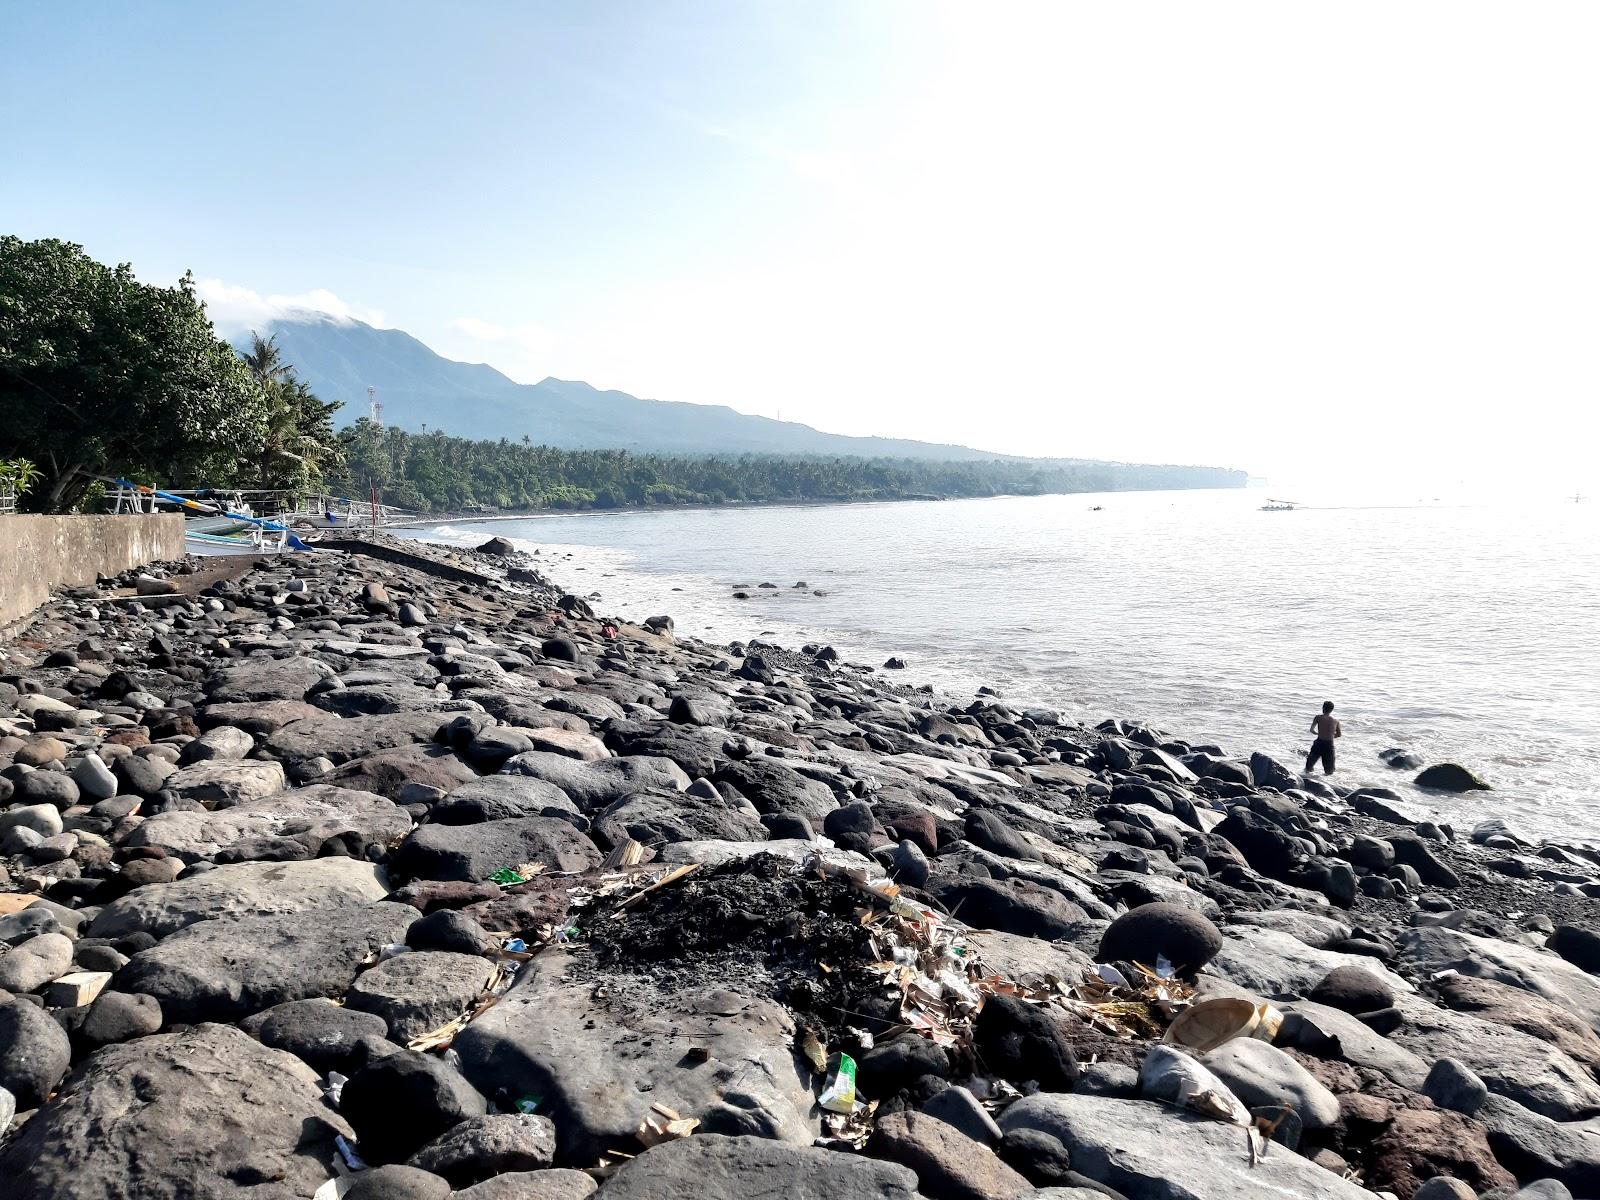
xmin=818 ymin=1052 xmax=858 ymax=1114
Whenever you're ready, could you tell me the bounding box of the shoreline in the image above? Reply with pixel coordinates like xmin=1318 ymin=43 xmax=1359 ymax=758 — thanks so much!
xmin=1 ymin=533 xmax=1598 ymax=1197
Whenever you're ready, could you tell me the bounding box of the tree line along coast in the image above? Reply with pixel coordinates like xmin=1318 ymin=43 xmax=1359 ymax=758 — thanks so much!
xmin=1 ymin=236 xmax=1243 ymax=517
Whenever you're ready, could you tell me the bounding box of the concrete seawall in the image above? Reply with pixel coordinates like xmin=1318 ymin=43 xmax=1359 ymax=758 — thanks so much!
xmin=0 ymin=514 xmax=185 ymax=627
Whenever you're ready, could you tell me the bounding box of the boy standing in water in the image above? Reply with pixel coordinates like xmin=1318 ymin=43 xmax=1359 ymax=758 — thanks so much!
xmin=1306 ymin=701 xmax=1341 ymax=774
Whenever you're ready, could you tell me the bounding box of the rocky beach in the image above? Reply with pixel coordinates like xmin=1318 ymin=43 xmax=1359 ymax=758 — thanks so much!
xmin=1 ymin=535 xmax=1598 ymax=1200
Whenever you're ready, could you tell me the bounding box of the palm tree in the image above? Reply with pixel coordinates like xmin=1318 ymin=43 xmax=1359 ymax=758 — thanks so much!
xmin=240 ymin=333 xmax=290 ymax=389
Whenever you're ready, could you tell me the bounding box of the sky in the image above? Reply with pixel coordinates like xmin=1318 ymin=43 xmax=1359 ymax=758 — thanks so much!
xmin=3 ymin=1 xmax=1598 ymax=493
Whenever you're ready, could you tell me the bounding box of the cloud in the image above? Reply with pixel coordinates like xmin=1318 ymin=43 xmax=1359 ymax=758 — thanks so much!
xmin=194 ymin=279 xmax=386 ymax=334
xmin=446 ymin=315 xmax=560 ymax=381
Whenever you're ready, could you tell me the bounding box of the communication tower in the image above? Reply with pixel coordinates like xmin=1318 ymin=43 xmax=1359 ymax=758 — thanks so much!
xmin=368 ymin=386 xmax=383 ymax=427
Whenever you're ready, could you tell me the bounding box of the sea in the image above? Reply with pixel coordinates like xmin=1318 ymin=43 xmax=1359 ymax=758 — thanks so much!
xmin=400 ymin=486 xmax=1600 ymax=842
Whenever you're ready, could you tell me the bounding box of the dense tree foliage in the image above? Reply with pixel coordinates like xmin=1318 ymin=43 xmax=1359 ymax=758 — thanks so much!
xmin=331 ymin=420 xmax=1242 ymax=513
xmin=0 ymin=237 xmax=269 ymax=510
xmin=0 ymin=237 xmax=341 ymax=510
xmin=239 ymin=333 xmax=345 ymax=491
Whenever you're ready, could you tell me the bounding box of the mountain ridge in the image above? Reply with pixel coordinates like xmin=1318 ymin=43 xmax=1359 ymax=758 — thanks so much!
xmin=238 ymin=312 xmax=1241 ymax=479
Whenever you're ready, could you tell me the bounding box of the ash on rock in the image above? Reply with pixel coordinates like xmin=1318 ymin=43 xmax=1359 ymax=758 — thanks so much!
xmin=0 ymin=532 xmax=1596 ymax=1200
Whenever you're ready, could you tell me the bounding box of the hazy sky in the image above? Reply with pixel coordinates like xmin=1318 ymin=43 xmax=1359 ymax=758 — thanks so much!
xmin=4 ymin=2 xmax=1597 ymax=491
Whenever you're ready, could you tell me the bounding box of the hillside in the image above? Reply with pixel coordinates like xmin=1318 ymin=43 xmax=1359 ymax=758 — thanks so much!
xmin=242 ymin=312 xmax=1014 ymax=461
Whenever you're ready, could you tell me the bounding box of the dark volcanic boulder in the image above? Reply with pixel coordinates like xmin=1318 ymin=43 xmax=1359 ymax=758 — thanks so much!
xmin=406 ymin=1112 xmax=557 ymax=1185
xmin=964 ymin=809 xmax=1040 ymax=862
xmin=1309 ymin=964 xmax=1395 ymax=1013
xmin=1097 ymin=902 xmax=1223 ymax=976
xmin=597 ymin=1134 xmax=920 ymax=1200
xmin=0 ymin=1023 xmax=351 ymax=1200
xmin=391 ymin=816 xmax=601 ymax=882
xmin=711 ymin=757 xmax=837 ymax=825
xmin=973 ymin=994 xmax=1080 ymax=1090
xmin=250 ymin=998 xmax=396 ymax=1075
xmin=1214 ymin=808 xmax=1300 ymax=880
xmin=115 ymin=901 xmax=419 ymax=1023
xmin=341 ymin=1049 xmax=488 ymax=1165
xmin=1415 ymin=763 xmax=1491 ymax=792
xmin=0 ymin=997 xmax=71 ymax=1108
xmin=594 ymin=789 xmax=766 ymax=848
xmin=934 ymin=878 xmax=1087 ymax=940
xmin=430 ymin=775 xmax=583 ymax=827
xmin=1549 ymin=925 xmax=1600 ymax=975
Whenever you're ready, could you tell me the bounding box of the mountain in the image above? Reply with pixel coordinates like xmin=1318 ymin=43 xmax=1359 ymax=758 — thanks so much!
xmin=241 ymin=312 xmax=1016 ymax=461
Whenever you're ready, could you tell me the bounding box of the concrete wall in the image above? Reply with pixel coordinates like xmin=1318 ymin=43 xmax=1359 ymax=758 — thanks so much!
xmin=0 ymin=515 xmax=186 ymax=627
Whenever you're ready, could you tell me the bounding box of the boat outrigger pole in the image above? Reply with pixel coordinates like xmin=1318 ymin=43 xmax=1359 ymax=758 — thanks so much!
xmin=111 ymin=478 xmax=315 ymax=551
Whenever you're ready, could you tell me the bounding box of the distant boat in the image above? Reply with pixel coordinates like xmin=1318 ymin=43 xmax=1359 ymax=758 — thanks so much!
xmin=1260 ymin=497 xmax=1299 ymax=512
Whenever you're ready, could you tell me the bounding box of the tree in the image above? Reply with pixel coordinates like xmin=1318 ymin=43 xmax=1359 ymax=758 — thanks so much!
xmin=0 ymin=236 xmax=269 ymax=511
xmin=240 ymin=332 xmax=344 ymax=490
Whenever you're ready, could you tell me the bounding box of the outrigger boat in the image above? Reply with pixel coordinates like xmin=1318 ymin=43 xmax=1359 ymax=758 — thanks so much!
xmin=1259 ymin=497 xmax=1299 ymax=512
xmin=109 ymin=479 xmax=315 ymax=555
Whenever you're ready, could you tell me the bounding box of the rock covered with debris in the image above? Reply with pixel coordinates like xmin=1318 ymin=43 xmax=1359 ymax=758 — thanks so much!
xmin=0 ymin=536 xmax=1596 ymax=1199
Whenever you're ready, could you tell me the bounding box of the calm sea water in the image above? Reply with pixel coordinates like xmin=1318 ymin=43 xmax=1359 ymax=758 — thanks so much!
xmin=404 ymin=489 xmax=1600 ymax=841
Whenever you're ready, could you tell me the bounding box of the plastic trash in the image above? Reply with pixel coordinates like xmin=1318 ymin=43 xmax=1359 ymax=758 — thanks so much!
xmin=503 ymin=937 xmax=528 ymax=953
xmin=322 ymin=1071 xmax=348 ymax=1106
xmin=818 ymin=1052 xmax=858 ymax=1114
xmin=1164 ymin=997 xmax=1283 ymax=1054
xmin=1095 ymin=963 xmax=1132 ymax=989
xmin=514 ymin=1094 xmax=542 ymax=1114
xmin=334 ymin=1134 xmax=367 ymax=1171
xmin=489 ymin=867 xmax=529 ymax=885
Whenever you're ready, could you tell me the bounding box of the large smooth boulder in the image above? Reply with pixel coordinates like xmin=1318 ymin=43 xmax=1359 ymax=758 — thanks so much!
xmin=161 ymin=758 xmax=288 ymax=807
xmin=711 ymin=758 xmax=837 ymax=824
xmin=266 ymin=711 xmax=446 ymax=765
xmin=88 ymin=857 xmax=392 ymax=939
xmin=122 ymin=783 xmax=411 ymax=863
xmin=430 ymin=775 xmax=583 ymax=826
xmin=116 ymin=902 xmax=417 ymax=1023
xmin=326 ymin=744 xmax=480 ymax=800
xmin=391 ymin=817 xmax=600 ymax=883
xmin=0 ymin=1023 xmax=351 ymax=1200
xmin=593 ymin=789 xmax=766 ymax=848
xmin=1201 ymin=1037 xmax=1340 ymax=1128
xmin=0 ymin=930 xmax=73 ymax=992
xmin=1434 ymin=973 xmax=1600 ymax=1073
xmin=247 ymin=998 xmax=395 ymax=1075
xmin=1390 ymin=993 xmax=1600 ymax=1120
xmin=346 ymin=950 xmax=495 ymax=1040
xmin=206 ymin=657 xmax=336 ymax=703
xmin=1000 ymin=1093 xmax=1373 ymax=1199
xmin=1208 ymin=925 xmax=1411 ymax=999
xmin=868 ymin=1110 xmax=1031 ymax=1200
xmin=0 ymin=998 xmax=71 ymax=1107
xmin=1398 ymin=926 xmax=1600 ymax=1033
xmin=597 ymin=1135 xmax=920 ymax=1200
xmin=455 ymin=946 xmax=815 ymax=1162
xmin=931 ymin=878 xmax=1087 ymax=940
xmin=973 ymin=994 xmax=1080 ymax=1091
xmin=1276 ymin=999 xmax=1429 ymax=1088
xmin=1098 ymin=902 xmax=1222 ymax=976
xmin=1415 ymin=763 xmax=1490 ymax=791
xmin=406 ymin=1113 xmax=556 ymax=1185
xmin=501 ymin=751 xmax=689 ymax=812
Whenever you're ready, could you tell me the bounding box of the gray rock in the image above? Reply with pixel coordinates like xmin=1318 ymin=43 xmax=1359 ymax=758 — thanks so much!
xmin=431 ymin=774 xmax=583 ymax=826
xmin=79 ymin=990 xmax=163 ymax=1046
xmin=1208 ymin=924 xmax=1411 ymax=999
xmin=868 ymin=1109 xmax=1031 ymax=1199
xmin=206 ymin=657 xmax=336 ymax=703
xmin=594 ymin=788 xmax=766 ymax=847
xmin=597 ymin=1134 xmax=921 ymax=1200
xmin=456 ymin=946 xmax=815 ymax=1162
xmin=1425 ymin=1056 xmax=1490 ymax=1115
xmin=70 ymin=752 xmax=119 ymax=800
xmin=346 ymin=950 xmax=495 ymax=1040
xmin=0 ymin=1023 xmax=350 ymax=1199
xmin=406 ymin=1112 xmax=556 ymax=1185
xmin=0 ymin=997 xmax=71 ymax=1107
xmin=0 ymin=1084 xmax=13 ymax=1133
xmin=343 ymin=1165 xmax=450 ymax=1200
xmin=0 ymin=803 xmax=64 ymax=838
xmin=181 ymin=725 xmax=255 ymax=762
xmin=341 ymin=1049 xmax=488 ymax=1165
xmin=1098 ymin=902 xmax=1222 ymax=976
xmin=116 ymin=901 xmax=417 ymax=1023
xmin=1276 ymin=1000 xmax=1429 ymax=1088
xmin=1000 ymin=1093 xmax=1373 ymax=1199
xmin=392 ymin=816 xmax=600 ymax=882
xmin=0 ymin=931 xmax=74 ymax=992
xmin=122 ymin=783 xmax=411 ymax=863
xmin=14 ymin=770 xmax=78 ymax=809
xmin=501 ymin=751 xmax=690 ymax=812
xmin=923 ymin=1083 xmax=1004 ymax=1145
xmin=1201 ymin=1037 xmax=1340 ymax=1129
xmin=0 ymin=905 xmax=59 ymax=947
xmin=1413 ymin=1179 xmax=1477 ymax=1200
xmin=406 ymin=908 xmax=491 ymax=955
xmin=266 ymin=710 xmax=447 ymax=765
xmin=248 ymin=997 xmax=395 ymax=1074
xmin=1391 ymin=993 xmax=1600 ymax=1120
xmin=88 ymin=856 xmax=392 ymax=939
xmin=453 ymin=1169 xmax=597 ymax=1200
xmin=163 ymin=758 xmax=287 ymax=806
xmin=1416 ymin=763 xmax=1491 ymax=792
xmin=1476 ymin=1093 xmax=1600 ymax=1193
